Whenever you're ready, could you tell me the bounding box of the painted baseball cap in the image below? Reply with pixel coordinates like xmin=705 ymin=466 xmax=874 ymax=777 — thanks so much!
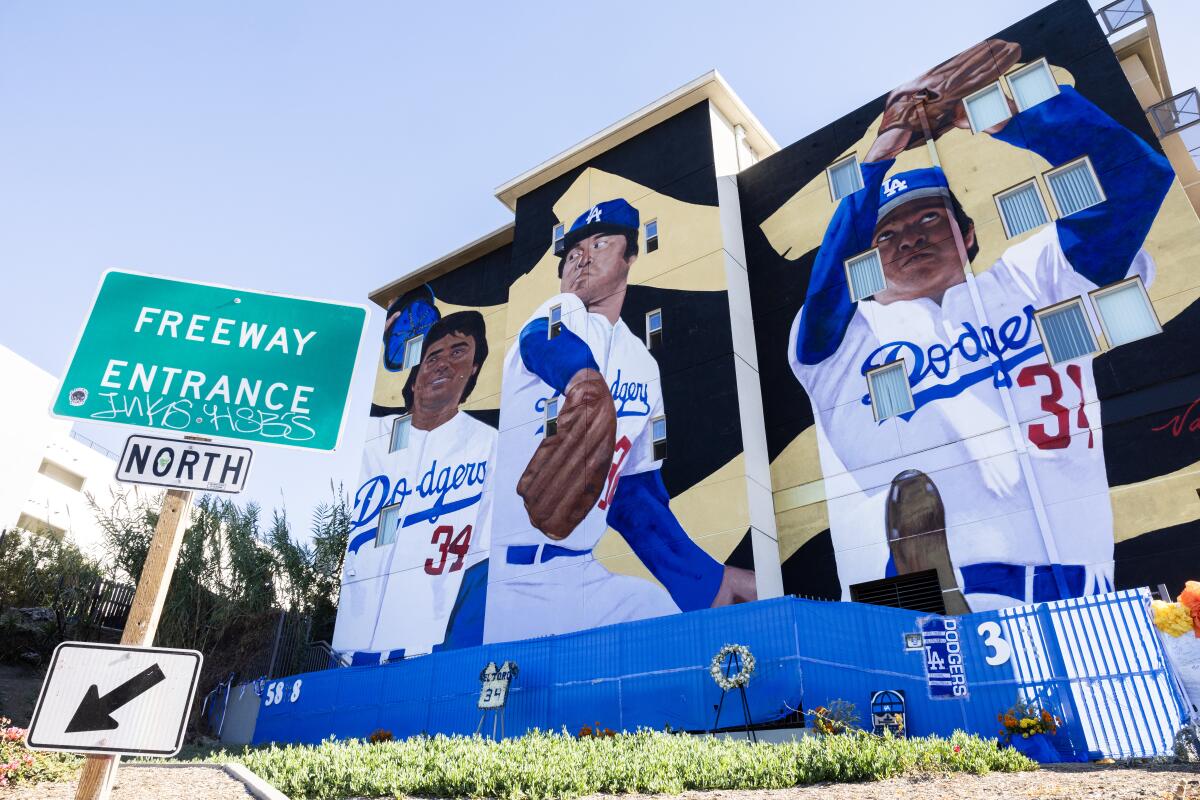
xmin=561 ymin=198 xmax=640 ymax=254
xmin=877 ymin=166 xmax=952 ymax=223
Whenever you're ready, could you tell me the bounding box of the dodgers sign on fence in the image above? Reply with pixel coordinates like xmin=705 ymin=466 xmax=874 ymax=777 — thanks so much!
xmin=919 ymin=616 xmax=969 ymax=700
xmin=52 ymin=270 xmax=368 ymax=451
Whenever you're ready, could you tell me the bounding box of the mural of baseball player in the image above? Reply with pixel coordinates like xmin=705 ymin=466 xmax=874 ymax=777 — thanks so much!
xmin=787 ymin=40 xmax=1173 ymax=611
xmin=333 ymin=310 xmax=496 ymax=660
xmin=486 ymin=198 xmax=756 ymax=643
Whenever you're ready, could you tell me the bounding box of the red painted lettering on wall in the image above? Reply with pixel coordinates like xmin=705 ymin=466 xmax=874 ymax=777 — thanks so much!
xmin=1152 ymin=398 xmax=1200 ymax=438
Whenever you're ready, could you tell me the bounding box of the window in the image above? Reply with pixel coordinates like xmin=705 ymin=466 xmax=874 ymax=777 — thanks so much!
xmin=1006 ymin=59 xmax=1058 ymax=111
xmin=1090 ymin=277 xmax=1161 ymax=347
xmin=376 ymin=503 xmax=401 ymax=546
xmin=16 ymin=513 xmax=66 ymax=540
xmin=645 ymin=309 xmax=663 ymax=349
xmin=827 ymin=155 xmax=864 ymax=201
xmin=545 ymin=397 xmax=559 ymax=437
xmin=1046 ymin=157 xmax=1104 ymax=218
xmin=963 ymin=83 xmax=1012 ymax=133
xmin=645 ymin=219 xmax=659 ymax=253
xmin=402 ymin=335 xmax=423 ymax=370
xmin=548 ymin=304 xmax=562 ymax=339
xmin=651 ymin=416 xmax=667 ymax=461
xmin=995 ymin=180 xmax=1050 ymax=238
xmin=1035 ymin=299 xmax=1099 ymax=364
xmin=552 ymin=223 xmax=565 ymax=256
xmin=38 ymin=459 xmax=85 ymax=492
xmin=867 ymin=361 xmax=914 ymax=421
xmin=844 ymin=249 xmax=886 ymax=301
xmin=390 ymin=414 xmax=412 ymax=452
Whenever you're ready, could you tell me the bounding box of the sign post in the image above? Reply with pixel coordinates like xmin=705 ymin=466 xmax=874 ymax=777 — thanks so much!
xmin=74 ymin=488 xmax=193 ymax=800
xmin=48 ymin=270 xmax=367 ymax=800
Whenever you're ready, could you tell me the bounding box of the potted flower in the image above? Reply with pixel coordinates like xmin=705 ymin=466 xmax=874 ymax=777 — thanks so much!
xmin=998 ymin=698 xmax=1060 ymax=763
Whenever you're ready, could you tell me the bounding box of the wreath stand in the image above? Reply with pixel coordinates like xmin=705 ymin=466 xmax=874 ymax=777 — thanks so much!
xmin=711 ymin=649 xmax=757 ymax=743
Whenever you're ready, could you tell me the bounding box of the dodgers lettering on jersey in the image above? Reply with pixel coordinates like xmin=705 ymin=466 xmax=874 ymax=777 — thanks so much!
xmin=332 ymin=411 xmax=496 ymax=657
xmin=790 ymin=225 xmax=1153 ymax=609
xmin=493 ymin=292 xmax=664 ymax=554
xmin=859 ymin=304 xmax=1042 ymax=417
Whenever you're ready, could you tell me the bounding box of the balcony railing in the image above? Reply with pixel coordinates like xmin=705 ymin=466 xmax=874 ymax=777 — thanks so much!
xmin=1096 ymin=0 xmax=1151 ymax=36
xmin=1150 ymin=89 xmax=1200 ymax=137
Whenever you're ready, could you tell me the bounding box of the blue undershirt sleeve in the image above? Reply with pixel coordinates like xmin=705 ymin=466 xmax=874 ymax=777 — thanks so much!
xmin=433 ymin=558 xmax=488 ymax=652
xmin=606 ymin=469 xmax=724 ymax=611
xmin=990 ymin=85 xmax=1173 ymax=286
xmin=795 ymin=158 xmax=893 ymax=366
xmin=519 ymin=317 xmax=601 ymax=394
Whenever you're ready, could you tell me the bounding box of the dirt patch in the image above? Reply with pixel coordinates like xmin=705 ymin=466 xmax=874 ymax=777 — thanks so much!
xmin=0 ymin=662 xmax=47 ymax=727
xmin=4 ymin=764 xmax=256 ymax=799
xmin=559 ymin=763 xmax=1200 ymax=800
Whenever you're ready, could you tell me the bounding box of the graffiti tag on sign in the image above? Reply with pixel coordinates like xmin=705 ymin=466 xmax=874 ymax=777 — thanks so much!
xmin=919 ymin=616 xmax=969 ymax=700
xmin=52 ymin=271 xmax=367 ymax=451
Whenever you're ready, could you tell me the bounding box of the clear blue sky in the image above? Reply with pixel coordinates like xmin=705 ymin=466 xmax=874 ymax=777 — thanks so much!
xmin=4 ymin=1 xmax=1198 ymax=540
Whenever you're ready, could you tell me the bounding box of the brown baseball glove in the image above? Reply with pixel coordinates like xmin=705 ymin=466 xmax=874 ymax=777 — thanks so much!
xmin=880 ymin=39 xmax=1022 ymax=149
xmin=517 ymin=369 xmax=617 ymax=541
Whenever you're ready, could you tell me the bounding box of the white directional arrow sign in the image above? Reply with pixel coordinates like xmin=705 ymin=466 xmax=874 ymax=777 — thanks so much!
xmin=27 ymin=642 xmax=203 ymax=757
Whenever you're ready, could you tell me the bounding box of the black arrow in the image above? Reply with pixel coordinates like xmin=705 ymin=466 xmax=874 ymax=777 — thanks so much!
xmin=66 ymin=663 xmax=166 ymax=733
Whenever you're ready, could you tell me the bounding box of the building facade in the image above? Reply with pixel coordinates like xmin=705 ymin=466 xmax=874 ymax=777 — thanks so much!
xmin=1 ymin=345 xmax=126 ymax=559
xmin=333 ymin=0 xmax=1200 ymax=662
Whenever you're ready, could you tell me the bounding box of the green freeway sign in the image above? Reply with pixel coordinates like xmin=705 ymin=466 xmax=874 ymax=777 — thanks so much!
xmin=53 ymin=270 xmax=367 ymax=451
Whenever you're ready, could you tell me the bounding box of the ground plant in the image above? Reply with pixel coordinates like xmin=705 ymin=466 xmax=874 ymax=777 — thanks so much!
xmin=199 ymin=728 xmax=1035 ymax=800
xmin=0 ymin=716 xmax=80 ymax=788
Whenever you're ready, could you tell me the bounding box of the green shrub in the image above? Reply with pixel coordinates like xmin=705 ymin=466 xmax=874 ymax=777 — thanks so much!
xmin=199 ymin=728 xmax=1035 ymax=800
xmin=0 ymin=716 xmax=80 ymax=788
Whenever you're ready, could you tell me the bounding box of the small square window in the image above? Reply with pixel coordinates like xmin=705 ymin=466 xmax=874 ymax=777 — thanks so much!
xmin=646 ymin=309 xmax=663 ymax=349
xmin=390 ymin=414 xmax=412 ymax=452
xmin=548 ymin=304 xmax=563 ymax=339
xmin=827 ymin=155 xmax=864 ymax=202
xmin=866 ymin=361 xmax=914 ymax=421
xmin=995 ymin=180 xmax=1050 ymax=239
xmin=1045 ymin=157 xmax=1105 ymax=219
xmin=1006 ymin=59 xmax=1059 ymax=112
xmin=376 ymin=503 xmax=401 ymax=546
xmin=545 ymin=396 xmax=559 ymax=437
xmin=844 ymin=249 xmax=886 ymax=302
xmin=645 ymin=219 xmax=659 ymax=253
xmin=1035 ymin=299 xmax=1099 ymax=364
xmin=552 ymin=223 xmax=565 ymax=256
xmin=1090 ymin=277 xmax=1161 ymax=347
xmin=402 ymin=335 xmax=423 ymax=370
xmin=963 ymin=83 xmax=1012 ymax=133
xmin=651 ymin=416 xmax=667 ymax=461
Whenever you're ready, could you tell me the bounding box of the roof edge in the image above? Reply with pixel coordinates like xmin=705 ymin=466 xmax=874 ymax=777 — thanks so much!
xmin=493 ymin=69 xmax=778 ymax=211
xmin=367 ymin=222 xmax=515 ymax=309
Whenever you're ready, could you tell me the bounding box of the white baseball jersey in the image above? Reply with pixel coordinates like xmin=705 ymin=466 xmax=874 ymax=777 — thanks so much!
xmin=485 ymin=292 xmax=677 ymax=642
xmin=333 ymin=410 xmax=495 ymax=657
xmin=790 ymin=225 xmax=1153 ymax=609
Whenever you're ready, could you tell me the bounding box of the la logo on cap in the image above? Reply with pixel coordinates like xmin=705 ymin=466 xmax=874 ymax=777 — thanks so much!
xmin=882 ymin=177 xmax=909 ymax=197
xmin=585 ymin=205 xmax=603 ymax=224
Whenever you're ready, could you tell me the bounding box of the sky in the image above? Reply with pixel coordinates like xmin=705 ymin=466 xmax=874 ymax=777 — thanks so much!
xmin=3 ymin=0 xmax=1198 ymax=541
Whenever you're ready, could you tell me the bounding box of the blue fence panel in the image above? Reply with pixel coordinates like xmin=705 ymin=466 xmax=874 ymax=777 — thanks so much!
xmin=246 ymin=590 xmax=1182 ymax=759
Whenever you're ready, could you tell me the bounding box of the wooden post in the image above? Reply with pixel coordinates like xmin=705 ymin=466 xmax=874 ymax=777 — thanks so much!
xmin=74 ymin=488 xmax=193 ymax=800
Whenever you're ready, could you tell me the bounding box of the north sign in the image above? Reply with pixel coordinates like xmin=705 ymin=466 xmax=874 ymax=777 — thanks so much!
xmin=53 ymin=270 xmax=367 ymax=451
xmin=116 ymin=435 xmax=253 ymax=493
xmin=27 ymin=642 xmax=203 ymax=757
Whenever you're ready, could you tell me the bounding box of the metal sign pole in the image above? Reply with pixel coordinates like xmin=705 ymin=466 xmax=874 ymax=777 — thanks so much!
xmin=74 ymin=488 xmax=193 ymax=800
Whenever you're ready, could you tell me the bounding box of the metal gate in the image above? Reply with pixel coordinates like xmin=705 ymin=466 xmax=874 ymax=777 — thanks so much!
xmin=986 ymin=588 xmax=1184 ymax=760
